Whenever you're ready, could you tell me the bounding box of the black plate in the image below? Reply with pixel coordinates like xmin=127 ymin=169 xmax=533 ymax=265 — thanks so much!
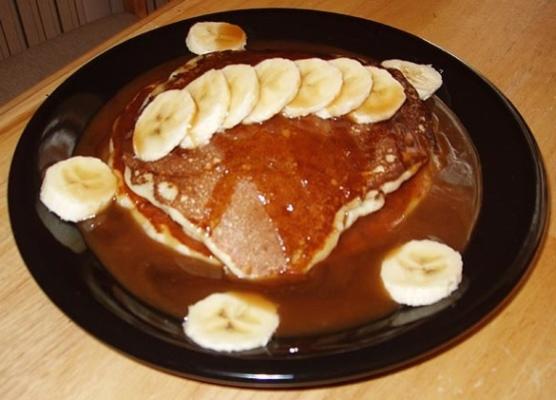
xmin=8 ymin=9 xmax=548 ymax=388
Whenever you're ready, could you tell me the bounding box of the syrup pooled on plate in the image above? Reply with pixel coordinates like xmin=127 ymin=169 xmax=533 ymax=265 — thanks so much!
xmin=76 ymin=54 xmax=480 ymax=337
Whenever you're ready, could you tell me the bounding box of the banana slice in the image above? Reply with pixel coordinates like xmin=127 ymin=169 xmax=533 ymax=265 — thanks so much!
xmin=181 ymin=69 xmax=230 ymax=148
xmin=283 ymin=58 xmax=343 ymax=118
xmin=243 ymin=58 xmax=301 ymax=124
xmin=316 ymin=58 xmax=373 ymax=118
xmin=350 ymin=66 xmax=406 ymax=124
xmin=185 ymin=21 xmax=247 ymax=55
xmin=183 ymin=292 xmax=279 ymax=352
xmin=40 ymin=156 xmax=117 ymax=222
xmin=133 ymin=89 xmax=196 ymax=161
xmin=221 ymin=64 xmax=259 ymax=130
xmin=380 ymin=239 xmax=463 ymax=306
xmin=381 ymin=59 xmax=442 ymax=100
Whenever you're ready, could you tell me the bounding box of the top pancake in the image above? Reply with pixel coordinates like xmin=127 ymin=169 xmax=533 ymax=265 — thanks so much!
xmin=110 ymin=50 xmax=436 ymax=280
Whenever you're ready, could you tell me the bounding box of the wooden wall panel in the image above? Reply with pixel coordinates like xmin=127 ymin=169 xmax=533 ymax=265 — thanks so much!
xmin=37 ymin=1 xmax=62 ymax=39
xmin=124 ymin=0 xmax=165 ymax=17
xmin=74 ymin=0 xmax=86 ymax=25
xmin=80 ymin=0 xmax=112 ymax=23
xmin=123 ymin=0 xmax=147 ymax=17
xmin=110 ymin=0 xmax=124 ymax=13
xmin=0 ymin=0 xmax=162 ymax=58
xmin=0 ymin=0 xmax=26 ymax=55
xmin=56 ymin=0 xmax=80 ymax=33
xmin=0 ymin=22 xmax=10 ymax=59
xmin=15 ymin=0 xmax=45 ymax=46
xmin=75 ymin=0 xmax=126 ymax=24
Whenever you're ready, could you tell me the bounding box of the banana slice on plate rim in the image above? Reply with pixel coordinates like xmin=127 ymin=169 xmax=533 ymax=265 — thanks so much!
xmin=183 ymin=292 xmax=280 ymax=352
xmin=380 ymin=239 xmax=463 ymax=306
xmin=185 ymin=21 xmax=247 ymax=55
xmin=40 ymin=156 xmax=117 ymax=222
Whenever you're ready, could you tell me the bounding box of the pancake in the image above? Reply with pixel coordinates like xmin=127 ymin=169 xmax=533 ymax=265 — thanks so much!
xmin=115 ymin=191 xmax=219 ymax=264
xmin=110 ymin=50 xmax=436 ymax=280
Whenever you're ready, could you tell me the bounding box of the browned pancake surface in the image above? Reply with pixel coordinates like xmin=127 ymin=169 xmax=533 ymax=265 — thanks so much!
xmin=111 ymin=50 xmax=435 ymax=278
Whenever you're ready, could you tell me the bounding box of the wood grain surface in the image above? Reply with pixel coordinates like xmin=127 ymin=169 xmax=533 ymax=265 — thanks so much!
xmin=1 ymin=0 xmax=555 ymax=398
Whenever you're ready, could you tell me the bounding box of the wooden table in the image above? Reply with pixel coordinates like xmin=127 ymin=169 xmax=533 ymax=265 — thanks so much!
xmin=1 ymin=0 xmax=554 ymax=398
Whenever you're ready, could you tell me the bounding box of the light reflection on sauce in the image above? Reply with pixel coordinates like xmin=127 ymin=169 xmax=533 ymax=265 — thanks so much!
xmin=76 ymin=57 xmax=480 ymax=337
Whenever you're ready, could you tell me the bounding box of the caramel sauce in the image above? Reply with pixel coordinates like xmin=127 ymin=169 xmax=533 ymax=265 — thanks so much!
xmin=76 ymin=56 xmax=480 ymax=337
xmin=213 ymin=23 xmax=246 ymax=50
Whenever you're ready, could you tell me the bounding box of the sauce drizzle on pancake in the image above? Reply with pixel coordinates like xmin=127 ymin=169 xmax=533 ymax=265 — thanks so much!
xmin=111 ymin=51 xmax=435 ymax=279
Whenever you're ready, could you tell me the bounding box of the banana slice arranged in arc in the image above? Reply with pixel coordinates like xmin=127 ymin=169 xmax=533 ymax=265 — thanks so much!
xmin=283 ymin=58 xmax=343 ymax=118
xmin=316 ymin=58 xmax=373 ymax=119
xmin=221 ymin=64 xmax=259 ymax=130
xmin=185 ymin=21 xmax=247 ymax=55
xmin=181 ymin=68 xmax=230 ymax=148
xmin=380 ymin=239 xmax=463 ymax=306
xmin=130 ymin=56 xmax=435 ymax=160
xmin=350 ymin=66 xmax=407 ymax=124
xmin=40 ymin=156 xmax=117 ymax=222
xmin=243 ymin=58 xmax=301 ymax=124
xmin=381 ymin=59 xmax=442 ymax=100
xmin=183 ymin=292 xmax=280 ymax=352
xmin=133 ymin=89 xmax=196 ymax=161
